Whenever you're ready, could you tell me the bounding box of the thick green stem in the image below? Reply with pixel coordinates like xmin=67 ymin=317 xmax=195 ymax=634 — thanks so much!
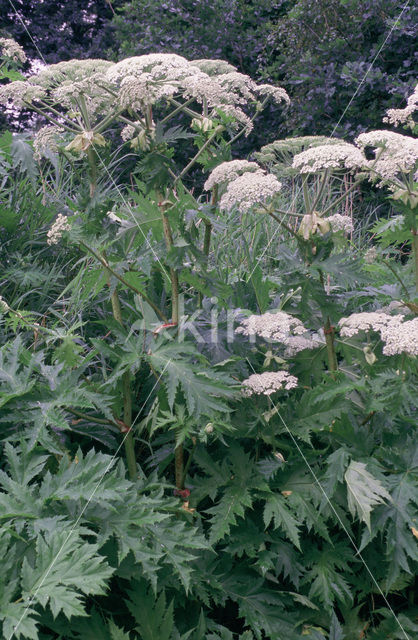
xmin=160 ymin=209 xmax=180 ymax=324
xmin=381 ymin=258 xmax=410 ymax=299
xmin=203 ymin=221 xmax=212 ymax=257
xmin=324 ymin=316 xmax=338 ymax=377
xmin=321 ymin=178 xmax=362 ymax=216
xmin=110 ymin=288 xmax=137 ymax=481
xmin=86 ymin=147 xmax=97 ymax=198
xmin=160 ymin=200 xmax=183 ymax=486
xmin=175 ymin=125 xmax=224 ymax=184
xmin=175 ymin=446 xmax=184 ymax=490
xmin=302 ymin=177 xmax=311 ymax=214
xmin=79 ymin=242 xmax=167 ymax=320
xmin=181 ymin=438 xmax=197 ymax=488
xmin=318 ymin=270 xmax=338 ymax=377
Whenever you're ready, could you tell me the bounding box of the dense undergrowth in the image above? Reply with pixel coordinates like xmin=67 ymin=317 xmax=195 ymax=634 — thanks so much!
xmin=0 ymin=40 xmax=417 ymax=640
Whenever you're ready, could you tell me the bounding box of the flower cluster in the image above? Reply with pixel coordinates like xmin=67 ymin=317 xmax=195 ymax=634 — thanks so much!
xmin=355 ymin=130 xmax=418 ymax=184
xmin=0 ymin=80 xmax=45 ymax=108
xmin=283 ymin=335 xmax=321 ymax=357
xmin=33 ymin=125 xmax=63 ymax=160
xmin=338 ymin=312 xmax=404 ymax=338
xmin=47 ymin=214 xmax=71 ymax=245
xmin=292 ymin=142 xmax=365 ymax=174
xmin=327 ymin=214 xmax=354 ymax=234
xmin=237 ymin=311 xmax=306 ymax=342
xmin=192 ymin=58 xmax=237 ymax=76
xmin=384 ymin=84 xmax=418 ymax=128
xmin=118 ymin=73 xmax=178 ymax=109
xmin=0 ymin=38 xmax=26 ymax=63
xmin=219 ymin=171 xmax=282 ymax=212
xmin=380 ymin=318 xmax=418 ymax=357
xmin=203 ymin=160 xmax=260 ymax=191
xmin=338 ymin=311 xmax=417 ymax=357
xmin=256 ymin=84 xmax=290 ymax=105
xmin=242 ymin=371 xmax=298 ymax=396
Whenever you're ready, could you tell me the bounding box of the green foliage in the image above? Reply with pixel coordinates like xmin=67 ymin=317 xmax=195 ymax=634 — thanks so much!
xmin=0 ymin=43 xmax=417 ymax=640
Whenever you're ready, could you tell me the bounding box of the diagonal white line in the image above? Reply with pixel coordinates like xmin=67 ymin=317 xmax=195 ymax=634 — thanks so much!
xmin=7 ymin=0 xmax=171 ymax=283
xmin=8 ymin=357 xmax=172 ymax=640
xmin=6 ymin=0 xmax=47 ymax=65
xmin=94 ymin=152 xmax=170 ymax=280
xmin=246 ymin=359 xmax=410 ymax=640
xmin=246 ymin=0 xmax=411 ymax=284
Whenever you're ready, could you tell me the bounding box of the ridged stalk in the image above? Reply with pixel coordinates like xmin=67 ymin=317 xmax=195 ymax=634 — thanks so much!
xmin=110 ymin=288 xmax=137 ymax=481
xmin=160 ymin=201 xmax=182 ymax=488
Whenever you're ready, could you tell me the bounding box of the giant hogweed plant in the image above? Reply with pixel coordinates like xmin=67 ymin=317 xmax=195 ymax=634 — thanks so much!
xmin=0 ymin=41 xmax=417 ymax=639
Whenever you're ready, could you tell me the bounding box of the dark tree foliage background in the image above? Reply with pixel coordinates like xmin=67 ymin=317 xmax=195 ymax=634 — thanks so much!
xmin=1 ymin=0 xmax=416 ymax=138
xmin=0 ymin=0 xmax=118 ymax=63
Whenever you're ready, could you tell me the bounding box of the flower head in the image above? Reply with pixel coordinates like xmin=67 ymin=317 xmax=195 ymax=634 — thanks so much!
xmin=384 ymin=85 xmax=418 ymax=128
xmin=0 ymin=37 xmax=26 ymax=63
xmin=47 ymin=214 xmax=71 ymax=245
xmin=236 ymin=311 xmax=306 ymax=342
xmin=219 ymin=171 xmax=282 ymax=212
xmin=204 ymin=160 xmax=260 ymax=191
xmin=355 ymin=130 xmax=418 ymax=184
xmin=191 ymin=59 xmax=237 ymax=76
xmin=256 ymin=83 xmax=290 ymax=105
xmin=33 ymin=125 xmax=63 ymax=160
xmin=242 ymin=371 xmax=298 ymax=396
xmin=292 ymin=142 xmax=365 ymax=174
xmin=0 ymin=80 xmax=45 ymax=107
xmin=327 ymin=214 xmax=354 ymax=234
xmin=380 ymin=318 xmax=418 ymax=357
xmin=338 ymin=312 xmax=404 ymax=338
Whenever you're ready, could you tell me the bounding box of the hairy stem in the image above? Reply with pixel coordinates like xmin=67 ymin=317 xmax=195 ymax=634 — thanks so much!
xmin=86 ymin=147 xmax=97 ymax=198
xmin=175 ymin=446 xmax=185 ymax=490
xmin=79 ymin=242 xmax=167 ymax=320
xmin=159 ymin=198 xmax=183 ymax=487
xmin=324 ymin=316 xmax=338 ymax=377
xmin=110 ymin=288 xmax=137 ymax=481
xmin=175 ymin=125 xmax=224 ymax=183
xmin=160 ymin=207 xmax=180 ymax=324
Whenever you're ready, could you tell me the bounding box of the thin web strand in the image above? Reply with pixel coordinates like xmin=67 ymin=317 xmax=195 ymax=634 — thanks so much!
xmin=245 ymin=358 xmax=410 ymax=639
xmin=246 ymin=0 xmax=411 ymax=282
xmin=8 ymin=358 xmax=172 ymax=640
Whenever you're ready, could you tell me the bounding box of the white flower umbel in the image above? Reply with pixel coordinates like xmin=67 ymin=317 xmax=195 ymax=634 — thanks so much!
xmin=118 ymin=73 xmax=178 ymax=109
xmin=204 ymin=159 xmax=260 ymax=191
xmin=242 ymin=371 xmax=298 ymax=396
xmin=33 ymin=125 xmax=63 ymax=160
xmin=192 ymin=58 xmax=237 ymax=76
xmin=283 ymin=335 xmax=321 ymax=357
xmin=355 ymin=130 xmax=418 ymax=184
xmin=217 ymin=104 xmax=254 ymax=135
xmin=217 ymin=71 xmax=258 ymax=101
xmin=256 ymin=84 xmax=290 ymax=105
xmin=219 ymin=170 xmax=282 ymax=212
xmin=338 ymin=312 xmax=404 ymax=338
xmin=106 ymin=54 xmax=189 ymax=82
xmin=236 ymin=311 xmax=306 ymax=342
xmin=384 ymin=84 xmax=418 ymax=128
xmin=380 ymin=318 xmax=418 ymax=357
xmin=292 ymin=142 xmax=365 ymax=174
xmin=327 ymin=214 xmax=354 ymax=234
xmin=47 ymin=214 xmax=71 ymax=245
xmin=0 ymin=37 xmax=26 ymax=63
xmin=35 ymin=59 xmax=112 ymax=88
xmin=0 ymin=80 xmax=45 ymax=107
